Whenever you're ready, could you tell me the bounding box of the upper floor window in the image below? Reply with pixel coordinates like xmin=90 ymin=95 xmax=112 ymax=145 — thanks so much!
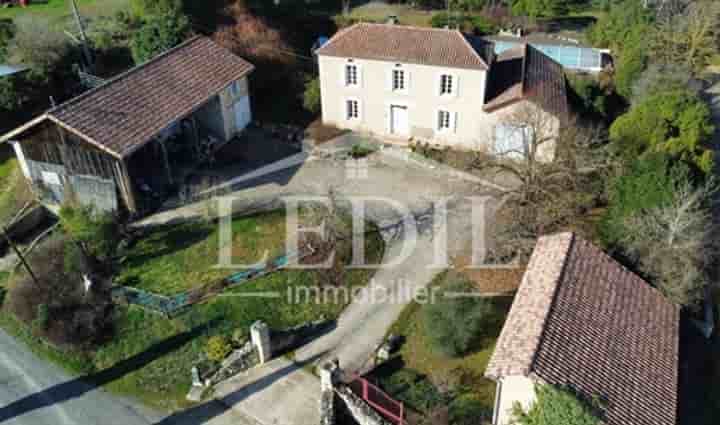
xmin=345 ymin=64 xmax=359 ymax=86
xmin=346 ymin=99 xmax=360 ymax=120
xmin=392 ymin=69 xmax=405 ymax=91
xmin=440 ymin=74 xmax=454 ymax=96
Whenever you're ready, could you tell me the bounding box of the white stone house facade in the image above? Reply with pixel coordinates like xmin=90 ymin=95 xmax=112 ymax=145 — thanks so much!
xmin=316 ymin=23 xmax=568 ymax=159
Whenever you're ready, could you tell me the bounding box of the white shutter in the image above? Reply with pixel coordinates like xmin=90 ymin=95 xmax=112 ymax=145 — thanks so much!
xmin=357 ymin=99 xmax=363 ymax=121
xmin=340 ymin=63 xmax=346 ymax=87
xmin=405 ymin=69 xmax=412 ymax=93
xmin=386 ymin=69 xmax=393 ymax=92
xmin=453 ymin=74 xmax=460 ymax=98
xmin=436 ymin=74 xmax=443 ymax=96
xmin=452 ymin=112 xmax=458 ymax=133
xmin=357 ymin=63 xmax=363 ymax=88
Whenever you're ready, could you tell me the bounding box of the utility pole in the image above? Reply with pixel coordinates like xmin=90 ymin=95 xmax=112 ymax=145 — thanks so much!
xmin=69 ymin=0 xmax=94 ymax=71
xmin=2 ymin=226 xmax=40 ymax=289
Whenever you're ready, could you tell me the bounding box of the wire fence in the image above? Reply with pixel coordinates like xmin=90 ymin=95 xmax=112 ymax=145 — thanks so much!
xmin=112 ymin=248 xmax=310 ymax=317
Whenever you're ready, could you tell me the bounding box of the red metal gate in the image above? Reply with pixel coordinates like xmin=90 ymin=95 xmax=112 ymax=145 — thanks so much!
xmin=348 ymin=375 xmax=405 ymax=425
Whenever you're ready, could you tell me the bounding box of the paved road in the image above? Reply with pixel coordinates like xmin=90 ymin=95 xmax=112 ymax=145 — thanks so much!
xmin=0 ymin=329 xmax=160 ymax=425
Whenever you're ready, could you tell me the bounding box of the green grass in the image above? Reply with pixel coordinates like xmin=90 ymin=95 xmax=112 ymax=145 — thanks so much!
xmin=0 ymin=0 xmax=129 ymax=22
xmin=0 ymin=157 xmax=34 ymax=225
xmin=378 ymin=271 xmax=511 ymax=417
xmin=116 ymin=211 xmax=290 ymax=295
xmin=342 ymin=3 xmax=436 ymax=27
xmin=0 ymin=209 xmax=385 ymax=411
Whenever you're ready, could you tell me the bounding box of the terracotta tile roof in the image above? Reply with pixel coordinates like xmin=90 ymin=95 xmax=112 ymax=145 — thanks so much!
xmin=486 ymin=233 xmax=680 ymax=425
xmin=48 ymin=36 xmax=254 ymax=158
xmin=315 ymin=23 xmax=490 ymax=70
xmin=484 ymin=44 xmax=568 ymax=117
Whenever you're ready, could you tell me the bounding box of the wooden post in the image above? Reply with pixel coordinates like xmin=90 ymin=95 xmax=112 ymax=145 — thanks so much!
xmin=2 ymin=226 xmax=40 ymax=288
xmin=116 ymin=160 xmax=138 ymax=214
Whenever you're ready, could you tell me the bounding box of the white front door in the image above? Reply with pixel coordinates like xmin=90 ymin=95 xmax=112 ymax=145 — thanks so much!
xmin=390 ymin=105 xmax=409 ymax=136
xmin=233 ymin=95 xmax=252 ymax=132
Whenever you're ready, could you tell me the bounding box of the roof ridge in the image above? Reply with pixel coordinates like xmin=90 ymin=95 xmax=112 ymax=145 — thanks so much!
xmin=48 ymin=35 xmax=207 ymax=116
xmin=357 ymin=22 xmax=463 ymax=33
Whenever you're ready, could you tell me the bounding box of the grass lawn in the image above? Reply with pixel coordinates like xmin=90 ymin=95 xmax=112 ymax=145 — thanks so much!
xmin=0 ymin=209 xmax=385 ymax=411
xmin=372 ymin=271 xmax=511 ymax=420
xmin=116 ymin=210 xmax=291 ymax=295
xmin=343 ymin=3 xmax=436 ymax=27
xmin=0 ymin=0 xmax=128 ymax=22
xmin=0 ymin=155 xmax=34 ymax=225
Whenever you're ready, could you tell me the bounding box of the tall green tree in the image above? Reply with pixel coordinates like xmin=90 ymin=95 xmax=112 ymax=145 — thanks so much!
xmin=512 ymin=384 xmax=602 ymax=425
xmin=130 ymin=8 xmax=190 ymax=64
xmin=610 ymin=90 xmax=714 ymax=173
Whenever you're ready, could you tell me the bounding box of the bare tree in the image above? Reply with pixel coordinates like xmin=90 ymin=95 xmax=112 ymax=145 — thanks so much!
xmin=622 ymin=178 xmax=717 ymax=307
xmin=650 ymin=0 xmax=720 ymax=75
xmin=472 ymin=105 xmax=609 ymax=262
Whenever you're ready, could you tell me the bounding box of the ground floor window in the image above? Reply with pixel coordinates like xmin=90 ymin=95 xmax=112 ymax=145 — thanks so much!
xmin=437 ymin=110 xmax=452 ymax=131
xmin=494 ymin=124 xmax=531 ymax=158
xmin=346 ymin=99 xmax=360 ymax=120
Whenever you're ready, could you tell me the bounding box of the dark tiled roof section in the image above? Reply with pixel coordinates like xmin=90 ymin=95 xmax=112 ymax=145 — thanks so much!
xmin=485 ymin=232 xmax=573 ymax=378
xmin=315 ymin=23 xmax=490 ymax=70
xmin=484 ymin=44 xmax=568 ymax=117
xmin=49 ymin=36 xmax=254 ymax=158
xmin=483 ymin=45 xmax=525 ymax=111
xmin=486 ymin=233 xmax=680 ymax=425
xmin=523 ymin=44 xmax=568 ymax=117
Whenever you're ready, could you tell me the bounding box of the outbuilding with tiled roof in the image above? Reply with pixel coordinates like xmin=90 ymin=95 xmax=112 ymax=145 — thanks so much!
xmin=485 ymin=232 xmax=679 ymax=425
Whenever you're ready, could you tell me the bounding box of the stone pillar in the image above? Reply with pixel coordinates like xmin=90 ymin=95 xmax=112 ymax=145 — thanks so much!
xmin=319 ymin=359 xmax=340 ymax=392
xmin=250 ymin=321 xmax=272 ymax=364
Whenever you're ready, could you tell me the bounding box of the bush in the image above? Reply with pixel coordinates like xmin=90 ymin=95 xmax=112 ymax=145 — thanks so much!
xmin=600 ymin=153 xmax=689 ymax=246
xmin=449 ymin=393 xmax=492 ymax=425
xmin=59 ymin=204 xmax=120 ymax=262
xmin=380 ymin=369 xmax=447 ymax=413
xmin=205 ymin=335 xmax=232 ymax=362
xmin=302 ymin=76 xmax=321 ymax=114
xmin=422 ymin=276 xmax=493 ymax=357
xmin=350 ymin=143 xmax=376 ymax=159
xmin=610 ymin=90 xmax=714 ymax=174
xmin=130 ymin=8 xmax=190 ymax=64
xmin=512 ymin=384 xmax=602 ymax=425
xmin=232 ymin=328 xmax=248 ymax=346
xmin=5 ymin=236 xmax=114 ymax=347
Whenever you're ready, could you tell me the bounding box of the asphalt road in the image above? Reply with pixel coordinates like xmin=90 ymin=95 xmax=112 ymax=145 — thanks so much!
xmin=0 ymin=329 xmax=163 ymax=425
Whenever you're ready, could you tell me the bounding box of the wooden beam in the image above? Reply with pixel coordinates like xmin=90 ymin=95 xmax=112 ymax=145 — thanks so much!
xmin=158 ymin=140 xmax=174 ymax=185
xmin=115 ymin=160 xmax=138 ymax=214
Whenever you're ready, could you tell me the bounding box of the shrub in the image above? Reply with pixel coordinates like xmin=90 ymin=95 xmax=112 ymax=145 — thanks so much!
xmin=205 ymin=335 xmax=232 ymax=362
xmin=130 ymin=8 xmax=190 ymax=64
xmin=302 ymin=76 xmax=321 ymax=114
xmin=232 ymin=328 xmax=248 ymax=346
xmin=59 ymin=204 xmax=120 ymax=262
xmin=610 ymin=90 xmax=714 ymax=174
xmin=350 ymin=143 xmax=376 ymax=159
xmin=600 ymin=153 xmax=689 ymax=246
xmin=449 ymin=393 xmax=492 ymax=425
xmin=381 ymin=369 xmax=447 ymax=413
xmin=512 ymin=384 xmax=602 ymax=425
xmin=422 ymin=276 xmax=493 ymax=357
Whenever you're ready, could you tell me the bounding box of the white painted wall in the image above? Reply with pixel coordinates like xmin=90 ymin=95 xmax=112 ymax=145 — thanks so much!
xmin=318 ymin=55 xmax=560 ymax=156
xmin=494 ymin=376 xmax=536 ymax=425
xmin=218 ymin=76 xmax=252 ymax=140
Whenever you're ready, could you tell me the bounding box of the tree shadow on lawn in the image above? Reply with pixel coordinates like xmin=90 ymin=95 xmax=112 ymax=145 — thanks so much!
xmin=120 ymin=223 xmax=215 ymax=270
xmin=0 ymin=319 xmax=222 ymax=423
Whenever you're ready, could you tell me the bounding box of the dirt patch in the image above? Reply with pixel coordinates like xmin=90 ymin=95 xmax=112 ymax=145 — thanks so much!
xmin=454 ymin=255 xmax=525 ymax=295
xmin=307 ymin=120 xmax=348 ymax=144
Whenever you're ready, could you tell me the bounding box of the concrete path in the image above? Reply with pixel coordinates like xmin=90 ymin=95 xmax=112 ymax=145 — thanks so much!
xmin=132 ymin=146 xmax=501 ymax=425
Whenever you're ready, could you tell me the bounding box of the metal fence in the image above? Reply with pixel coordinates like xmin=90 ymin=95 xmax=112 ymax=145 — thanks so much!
xmin=348 ymin=375 xmax=405 ymax=425
xmin=112 ymin=249 xmax=307 ymax=317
